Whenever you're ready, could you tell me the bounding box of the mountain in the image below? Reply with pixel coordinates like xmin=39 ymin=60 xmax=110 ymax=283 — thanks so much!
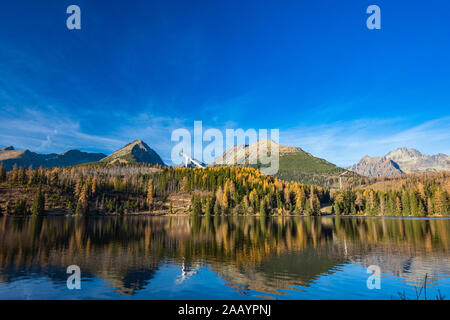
xmin=212 ymin=139 xmax=300 ymax=165
xmin=346 ymin=156 xmax=403 ymax=177
xmin=0 ymin=146 xmax=106 ymax=171
xmin=212 ymin=139 xmax=349 ymax=186
xmin=100 ymin=140 xmax=165 ymax=166
xmin=385 ymin=148 xmax=450 ymax=173
xmin=348 ymin=148 xmax=450 ymax=177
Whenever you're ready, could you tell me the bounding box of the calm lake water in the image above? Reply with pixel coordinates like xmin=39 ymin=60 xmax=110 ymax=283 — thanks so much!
xmin=0 ymin=215 xmax=449 ymax=300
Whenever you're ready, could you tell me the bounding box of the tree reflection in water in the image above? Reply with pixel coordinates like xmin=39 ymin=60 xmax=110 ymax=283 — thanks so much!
xmin=0 ymin=216 xmax=448 ymax=296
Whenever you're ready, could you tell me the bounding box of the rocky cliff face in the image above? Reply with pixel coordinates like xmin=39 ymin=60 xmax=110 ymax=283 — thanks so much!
xmin=347 ymin=156 xmax=403 ymax=177
xmin=348 ymin=148 xmax=450 ymax=177
xmin=385 ymin=147 xmax=450 ymax=173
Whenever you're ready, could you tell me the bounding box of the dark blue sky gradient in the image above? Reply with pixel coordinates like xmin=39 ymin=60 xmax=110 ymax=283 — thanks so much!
xmin=0 ymin=0 xmax=449 ymax=165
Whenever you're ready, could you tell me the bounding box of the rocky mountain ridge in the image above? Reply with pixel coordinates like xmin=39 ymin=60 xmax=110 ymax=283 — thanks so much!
xmin=348 ymin=148 xmax=450 ymax=177
xmin=0 ymin=147 xmax=106 ymax=171
xmin=211 ymin=139 xmax=301 ymax=166
xmin=99 ymin=140 xmax=165 ymax=166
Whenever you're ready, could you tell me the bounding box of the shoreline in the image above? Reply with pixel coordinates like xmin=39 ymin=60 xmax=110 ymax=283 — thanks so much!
xmin=1 ymin=212 xmax=449 ymax=219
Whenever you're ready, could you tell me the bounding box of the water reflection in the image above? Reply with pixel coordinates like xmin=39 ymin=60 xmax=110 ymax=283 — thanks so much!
xmin=0 ymin=216 xmax=449 ymax=298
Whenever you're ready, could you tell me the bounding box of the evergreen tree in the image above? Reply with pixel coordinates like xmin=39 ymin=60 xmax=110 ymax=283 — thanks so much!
xmin=66 ymin=200 xmax=74 ymax=213
xmin=333 ymin=201 xmax=342 ymax=215
xmin=13 ymin=199 xmax=28 ymax=215
xmin=191 ymin=194 xmax=202 ymax=216
xmin=304 ymin=198 xmax=312 ymax=216
xmin=259 ymin=199 xmax=268 ymax=216
xmin=409 ymin=192 xmax=419 ymax=216
xmin=213 ymin=199 xmax=221 ymax=215
xmin=355 ymin=192 xmax=365 ymax=213
xmin=434 ymin=188 xmax=448 ymax=216
xmin=205 ymin=197 xmax=213 ymax=217
xmin=31 ymin=186 xmax=45 ymax=216
xmin=401 ymin=191 xmax=411 ymax=216
xmin=147 ymin=180 xmax=154 ymax=210
xmin=0 ymin=162 xmax=6 ymax=182
xmin=310 ymin=193 xmax=321 ymax=216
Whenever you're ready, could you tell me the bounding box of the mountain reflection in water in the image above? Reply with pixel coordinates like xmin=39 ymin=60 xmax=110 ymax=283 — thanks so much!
xmin=0 ymin=216 xmax=449 ymax=299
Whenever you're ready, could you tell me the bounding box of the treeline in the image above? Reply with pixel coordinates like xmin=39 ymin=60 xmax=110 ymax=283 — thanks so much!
xmin=275 ymin=170 xmax=339 ymax=188
xmin=333 ymin=174 xmax=450 ymax=216
xmin=341 ymin=171 xmax=450 ymax=190
xmin=185 ymin=166 xmax=330 ymax=216
xmin=0 ymin=162 xmax=329 ymax=216
xmin=2 ymin=161 xmax=448 ymax=217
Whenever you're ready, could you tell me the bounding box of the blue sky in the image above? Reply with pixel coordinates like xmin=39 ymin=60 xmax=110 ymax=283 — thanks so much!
xmin=0 ymin=0 xmax=449 ymax=166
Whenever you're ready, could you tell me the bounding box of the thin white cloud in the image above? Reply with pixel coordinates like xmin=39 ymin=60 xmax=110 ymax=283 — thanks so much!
xmin=281 ymin=117 xmax=450 ymax=167
xmin=1 ymin=102 xmax=449 ymax=169
xmin=0 ymin=107 xmax=124 ymax=153
xmin=0 ymin=106 xmax=190 ymax=164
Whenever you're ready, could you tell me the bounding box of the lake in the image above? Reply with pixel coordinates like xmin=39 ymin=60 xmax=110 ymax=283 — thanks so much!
xmin=0 ymin=215 xmax=449 ymax=300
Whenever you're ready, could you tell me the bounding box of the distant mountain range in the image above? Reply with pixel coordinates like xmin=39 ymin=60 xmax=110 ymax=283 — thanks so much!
xmin=2 ymin=140 xmax=449 ymax=183
xmin=0 ymin=140 xmax=164 ymax=170
xmin=347 ymin=148 xmax=450 ymax=177
xmin=0 ymin=146 xmax=106 ymax=171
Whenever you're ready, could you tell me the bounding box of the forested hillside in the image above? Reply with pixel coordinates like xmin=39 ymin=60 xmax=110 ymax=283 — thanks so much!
xmin=1 ymin=161 xmax=448 ymax=217
xmin=0 ymin=162 xmax=329 ymax=217
xmin=212 ymin=139 xmax=354 ymax=187
xmin=333 ymin=172 xmax=450 ymax=216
